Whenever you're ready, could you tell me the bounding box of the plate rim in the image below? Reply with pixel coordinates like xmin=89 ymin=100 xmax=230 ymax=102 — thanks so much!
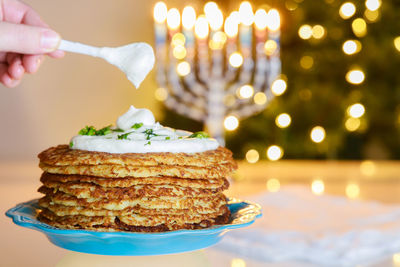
xmin=6 ymin=197 xmax=262 ymax=238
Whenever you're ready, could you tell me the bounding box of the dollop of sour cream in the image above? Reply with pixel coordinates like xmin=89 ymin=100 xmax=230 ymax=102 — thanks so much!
xmin=70 ymin=106 xmax=219 ymax=153
xmin=99 ymin=43 xmax=155 ymax=88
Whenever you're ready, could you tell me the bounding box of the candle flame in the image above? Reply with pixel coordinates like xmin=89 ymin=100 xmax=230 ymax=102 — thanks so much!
xmin=207 ymin=8 xmax=224 ymax=31
xmin=267 ymin=9 xmax=280 ymax=31
xmin=153 ymin=2 xmax=168 ymax=23
xmin=239 ymin=1 xmax=254 ymax=26
xmin=254 ymin=9 xmax=268 ymax=30
xmin=195 ymin=15 xmax=209 ymax=39
xmin=224 ymin=12 xmax=239 ymax=38
xmin=167 ymin=8 xmax=180 ymax=30
xmin=182 ymin=6 xmax=196 ymax=30
xmin=204 ymin=2 xmax=219 ymax=15
xmin=204 ymin=2 xmax=223 ymax=31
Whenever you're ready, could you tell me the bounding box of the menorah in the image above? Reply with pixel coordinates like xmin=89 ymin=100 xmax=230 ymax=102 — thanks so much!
xmin=153 ymin=1 xmax=281 ymax=144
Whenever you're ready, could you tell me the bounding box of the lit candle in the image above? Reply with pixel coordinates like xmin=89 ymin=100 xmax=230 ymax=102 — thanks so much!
xmin=238 ymin=1 xmax=254 ymax=50
xmin=167 ymin=8 xmax=181 ymax=37
xmin=194 ymin=15 xmax=209 ymax=81
xmin=153 ymin=2 xmax=168 ymax=45
xmin=182 ymin=6 xmax=196 ymax=47
xmin=254 ymin=8 xmax=268 ymax=42
xmin=224 ymin=11 xmax=239 ymax=57
xmin=267 ymin=9 xmax=281 ymax=52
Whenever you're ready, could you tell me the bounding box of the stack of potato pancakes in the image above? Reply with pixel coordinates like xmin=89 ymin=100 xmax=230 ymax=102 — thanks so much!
xmin=36 ymin=145 xmax=237 ymax=232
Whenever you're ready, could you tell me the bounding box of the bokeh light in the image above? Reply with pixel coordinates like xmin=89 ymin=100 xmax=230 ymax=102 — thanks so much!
xmin=365 ymin=0 xmax=381 ymax=11
xmin=176 ymin=61 xmax=191 ymax=76
xmin=246 ymin=149 xmax=259 ymax=163
xmin=224 ymin=115 xmax=239 ymax=131
xmin=182 ymin=6 xmax=196 ymax=30
xmin=209 ymin=31 xmax=227 ymax=50
xmin=348 ymin=103 xmax=365 ymax=118
xmin=238 ymin=1 xmax=254 ymax=26
xmin=364 ymin=9 xmax=380 ymax=22
xmin=267 ymin=9 xmax=281 ymax=31
xmin=266 ymin=178 xmax=281 ymax=192
xmin=346 ymin=69 xmax=365 ymax=84
xmin=171 ymin=33 xmax=185 ymax=47
xmin=206 ymin=7 xmax=223 ymax=31
xmin=231 ymin=258 xmax=246 ymax=267
xmin=339 ymin=2 xmax=356 ymax=19
xmin=342 ymin=40 xmax=362 ymax=55
xmin=266 ymin=145 xmax=284 ymax=161
xmin=194 ymin=15 xmax=209 ymax=39
xmin=393 ymin=253 xmax=400 ymax=264
xmin=271 ymin=79 xmax=287 ymax=96
xmin=352 ymin=18 xmax=367 ymax=37
xmin=298 ymin=24 xmax=312 ymax=39
xmin=167 ymin=8 xmax=180 ymax=30
xmin=173 ymin=45 xmax=186 ymax=59
xmin=153 ymin=2 xmax=168 ymax=23
xmin=204 ymin=2 xmax=218 ymax=15
xmin=360 ymin=160 xmax=376 ymax=176
xmin=311 ymin=179 xmax=325 ymax=195
xmin=224 ymin=12 xmax=239 ymax=37
xmin=310 ymin=126 xmax=326 ymax=143
xmin=254 ymin=9 xmax=268 ymax=30
xmin=254 ymin=92 xmax=267 ymax=105
xmin=394 ymin=37 xmax=400 ymax=52
xmin=275 ymin=113 xmax=292 ymax=128
xmin=264 ymin=40 xmax=278 ymax=56
xmin=154 ymin=87 xmax=168 ymax=101
xmin=312 ymin=25 xmax=325 ymax=39
xmin=238 ymin=85 xmax=254 ymax=99
xmin=346 ymin=183 xmax=360 ymax=199
xmin=345 ymin=117 xmax=361 ymax=131
xmin=300 ymin=56 xmax=314 ymax=69
xmin=229 ymin=52 xmax=244 ymax=68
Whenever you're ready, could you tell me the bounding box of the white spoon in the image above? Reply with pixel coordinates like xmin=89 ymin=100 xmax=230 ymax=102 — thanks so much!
xmin=58 ymin=40 xmax=155 ymax=88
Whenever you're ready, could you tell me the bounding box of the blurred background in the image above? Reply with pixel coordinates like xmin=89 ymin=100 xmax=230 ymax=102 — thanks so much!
xmin=0 ymin=0 xmax=399 ymax=161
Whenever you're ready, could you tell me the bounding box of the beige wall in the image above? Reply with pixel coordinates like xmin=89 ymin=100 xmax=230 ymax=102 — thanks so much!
xmin=0 ymin=0 xmax=193 ymax=160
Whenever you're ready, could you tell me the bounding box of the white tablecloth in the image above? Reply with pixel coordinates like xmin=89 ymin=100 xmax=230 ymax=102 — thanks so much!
xmin=217 ymin=186 xmax=400 ymax=266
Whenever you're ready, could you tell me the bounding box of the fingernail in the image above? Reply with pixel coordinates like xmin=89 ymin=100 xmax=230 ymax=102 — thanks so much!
xmin=40 ymin=30 xmax=61 ymax=52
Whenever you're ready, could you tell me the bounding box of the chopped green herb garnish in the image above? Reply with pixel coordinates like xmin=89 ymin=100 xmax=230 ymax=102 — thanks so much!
xmin=96 ymin=125 xmax=112 ymax=136
xmin=69 ymin=141 xmax=73 ymax=148
xmin=131 ymin=122 xmax=143 ymax=130
xmin=165 ymin=136 xmax=170 ymax=140
xmin=145 ymin=141 xmax=151 ymax=145
xmin=112 ymin=128 xmax=124 ymax=132
xmin=189 ymin=131 xmax=210 ymax=139
xmin=79 ymin=125 xmax=112 ymax=136
xmin=178 ymin=136 xmax=183 ymax=139
xmin=79 ymin=126 xmax=96 ymax=136
xmin=144 ymin=128 xmax=158 ymax=140
xmin=117 ymin=131 xmax=134 ymax=140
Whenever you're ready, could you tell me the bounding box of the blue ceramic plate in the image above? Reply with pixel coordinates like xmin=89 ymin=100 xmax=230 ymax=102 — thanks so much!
xmin=6 ymin=198 xmax=261 ymax=256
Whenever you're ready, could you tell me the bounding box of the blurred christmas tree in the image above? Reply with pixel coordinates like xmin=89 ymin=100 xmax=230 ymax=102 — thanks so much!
xmin=160 ymin=0 xmax=400 ymax=160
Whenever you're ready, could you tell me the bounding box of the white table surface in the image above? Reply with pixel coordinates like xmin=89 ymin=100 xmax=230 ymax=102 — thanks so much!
xmin=1 ymin=160 xmax=399 ymax=267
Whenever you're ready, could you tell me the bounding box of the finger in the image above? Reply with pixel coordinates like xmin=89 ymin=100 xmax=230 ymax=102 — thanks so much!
xmin=7 ymin=54 xmax=24 ymax=79
xmin=0 ymin=22 xmax=61 ymax=54
xmin=0 ymin=52 xmax=7 ymax=63
xmin=48 ymin=50 xmax=65 ymax=58
xmin=2 ymin=0 xmax=48 ymax=27
xmin=0 ymin=63 xmax=20 ymax=88
xmin=22 ymin=54 xmax=43 ymax=74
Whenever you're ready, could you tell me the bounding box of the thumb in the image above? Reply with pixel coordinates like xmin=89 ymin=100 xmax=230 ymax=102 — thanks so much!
xmin=0 ymin=22 xmax=61 ymax=54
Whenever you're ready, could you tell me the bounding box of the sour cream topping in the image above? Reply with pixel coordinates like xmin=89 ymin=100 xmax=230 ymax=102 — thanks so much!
xmin=71 ymin=106 xmax=219 ymax=153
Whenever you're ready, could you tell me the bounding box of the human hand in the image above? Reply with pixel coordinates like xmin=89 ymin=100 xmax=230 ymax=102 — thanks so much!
xmin=0 ymin=0 xmax=64 ymax=88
